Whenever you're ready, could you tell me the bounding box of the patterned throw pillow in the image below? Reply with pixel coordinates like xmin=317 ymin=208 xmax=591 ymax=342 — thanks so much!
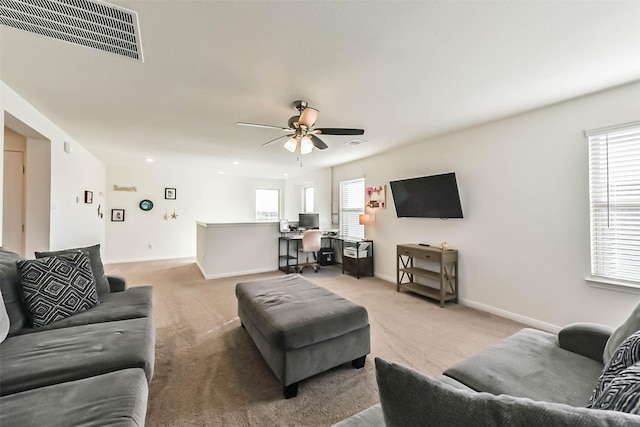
xmin=589 ymin=330 xmax=640 ymax=408
xmin=17 ymin=252 xmax=99 ymax=328
xmin=591 ymin=362 xmax=640 ymax=414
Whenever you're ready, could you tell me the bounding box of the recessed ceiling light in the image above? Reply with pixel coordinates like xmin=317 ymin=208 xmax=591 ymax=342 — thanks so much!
xmin=232 ymin=161 xmax=240 ymax=165
xmin=284 ymin=173 xmax=289 ymax=177
xmin=145 ymin=158 xmax=154 ymax=163
xmin=219 ymin=171 xmax=224 ymax=175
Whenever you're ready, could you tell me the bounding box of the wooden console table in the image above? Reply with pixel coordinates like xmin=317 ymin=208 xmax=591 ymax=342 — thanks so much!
xmin=396 ymin=244 xmax=458 ymax=307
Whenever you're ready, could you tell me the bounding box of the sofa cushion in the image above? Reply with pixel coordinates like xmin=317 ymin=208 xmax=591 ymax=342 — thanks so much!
xmin=0 ymin=368 xmax=148 ymax=426
xmin=0 ymin=248 xmax=28 ymax=335
xmin=604 ymin=301 xmax=640 ymax=365
xmin=591 ymin=362 xmax=640 ymax=414
xmin=0 ymin=317 xmax=155 ymax=396
xmin=376 ymin=357 xmax=640 ymax=426
xmin=12 ymin=286 xmax=153 ymax=335
xmin=36 ymin=244 xmax=110 ymax=299
xmin=590 ymin=330 xmax=640 ymax=407
xmin=17 ymin=252 xmax=99 ymax=328
xmin=443 ymin=328 xmax=604 ymax=406
xmin=236 ymin=274 xmax=368 ymax=350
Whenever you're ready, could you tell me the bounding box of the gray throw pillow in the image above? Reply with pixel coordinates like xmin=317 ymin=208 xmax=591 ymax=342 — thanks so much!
xmin=591 ymin=362 xmax=640 ymax=414
xmin=374 ymin=357 xmax=639 ymax=426
xmin=604 ymin=302 xmax=640 ymax=365
xmin=0 ymin=288 xmax=9 ymax=343
xmin=35 ymin=244 xmax=110 ymax=299
xmin=17 ymin=252 xmax=99 ymax=328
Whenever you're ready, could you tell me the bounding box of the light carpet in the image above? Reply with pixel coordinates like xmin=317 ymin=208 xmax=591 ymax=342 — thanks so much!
xmin=106 ymin=258 xmax=525 ymax=426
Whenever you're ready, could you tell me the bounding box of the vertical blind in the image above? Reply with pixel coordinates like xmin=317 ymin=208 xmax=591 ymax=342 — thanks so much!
xmin=587 ymin=121 xmax=640 ymax=283
xmin=340 ymin=178 xmax=364 ymax=239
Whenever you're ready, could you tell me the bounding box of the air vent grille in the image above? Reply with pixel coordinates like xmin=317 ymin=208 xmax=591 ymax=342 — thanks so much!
xmin=0 ymin=0 xmax=143 ymax=60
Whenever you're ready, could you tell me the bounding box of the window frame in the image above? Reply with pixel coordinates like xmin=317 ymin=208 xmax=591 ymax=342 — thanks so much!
xmin=255 ymin=188 xmax=280 ymax=222
xmin=339 ymin=178 xmax=365 ymax=239
xmin=586 ymin=121 xmax=640 ymax=291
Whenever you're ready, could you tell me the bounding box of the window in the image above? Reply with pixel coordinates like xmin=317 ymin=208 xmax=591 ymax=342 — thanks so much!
xmin=587 ymin=121 xmax=640 ymax=284
xmin=339 ymin=178 xmax=365 ymax=239
xmin=256 ymin=189 xmax=279 ymax=222
xmin=304 ymin=186 xmax=314 ymax=213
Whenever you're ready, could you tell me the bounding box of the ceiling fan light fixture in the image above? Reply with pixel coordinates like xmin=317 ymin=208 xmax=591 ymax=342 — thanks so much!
xmin=284 ymin=137 xmax=297 ymax=152
xmin=300 ymin=135 xmax=314 ymax=154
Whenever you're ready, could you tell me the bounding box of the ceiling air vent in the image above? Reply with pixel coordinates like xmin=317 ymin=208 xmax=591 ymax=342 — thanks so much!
xmin=0 ymin=0 xmax=143 ymax=61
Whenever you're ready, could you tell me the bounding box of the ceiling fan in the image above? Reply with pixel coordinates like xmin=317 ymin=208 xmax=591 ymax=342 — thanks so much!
xmin=237 ymin=100 xmax=364 ymax=155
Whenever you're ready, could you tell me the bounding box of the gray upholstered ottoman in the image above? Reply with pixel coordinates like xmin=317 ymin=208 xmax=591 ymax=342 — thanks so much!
xmin=236 ymin=274 xmax=370 ymax=398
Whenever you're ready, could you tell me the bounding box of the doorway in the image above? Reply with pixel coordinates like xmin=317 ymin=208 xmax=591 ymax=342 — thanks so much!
xmin=3 ymin=127 xmax=26 ymax=256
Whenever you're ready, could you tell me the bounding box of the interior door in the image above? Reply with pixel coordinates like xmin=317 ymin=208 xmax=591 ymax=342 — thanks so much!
xmin=2 ymin=150 xmax=25 ymax=256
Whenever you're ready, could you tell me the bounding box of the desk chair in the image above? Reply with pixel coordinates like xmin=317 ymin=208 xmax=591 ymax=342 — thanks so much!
xmin=298 ymin=230 xmax=322 ymax=273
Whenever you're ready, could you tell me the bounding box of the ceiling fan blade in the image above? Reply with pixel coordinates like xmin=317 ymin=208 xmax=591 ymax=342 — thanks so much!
xmin=313 ymin=128 xmax=364 ymax=136
xmin=298 ymin=107 xmax=319 ymax=128
xmin=261 ymin=134 xmax=293 ymax=147
xmin=237 ymin=122 xmax=292 ymax=131
xmin=309 ymin=134 xmax=328 ymax=150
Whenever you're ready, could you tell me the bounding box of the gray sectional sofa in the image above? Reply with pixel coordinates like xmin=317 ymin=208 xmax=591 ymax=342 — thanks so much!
xmin=0 ymin=246 xmax=155 ymax=426
xmin=336 ymin=303 xmax=640 ymax=426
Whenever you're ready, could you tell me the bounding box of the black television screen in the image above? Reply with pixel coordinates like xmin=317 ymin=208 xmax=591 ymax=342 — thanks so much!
xmin=298 ymin=213 xmax=320 ymax=229
xmin=389 ymin=173 xmax=463 ymax=219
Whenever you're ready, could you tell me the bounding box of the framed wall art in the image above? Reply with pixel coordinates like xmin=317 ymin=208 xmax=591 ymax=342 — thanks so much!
xmin=84 ymin=190 xmax=93 ymax=204
xmin=165 ymin=188 xmax=176 ymax=200
xmin=111 ymin=209 xmax=125 ymax=222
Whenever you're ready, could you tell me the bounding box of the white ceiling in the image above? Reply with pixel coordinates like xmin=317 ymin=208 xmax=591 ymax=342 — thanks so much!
xmin=2 ymin=1 xmax=640 ymax=178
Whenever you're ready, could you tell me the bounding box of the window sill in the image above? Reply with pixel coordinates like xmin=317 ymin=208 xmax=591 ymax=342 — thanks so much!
xmin=585 ymin=276 xmax=640 ymax=294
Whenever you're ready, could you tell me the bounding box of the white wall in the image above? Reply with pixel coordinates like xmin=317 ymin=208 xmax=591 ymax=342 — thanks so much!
xmin=283 ymin=168 xmax=333 ymax=230
xmin=1 ymin=82 xmax=105 ymax=255
xmin=333 ymin=81 xmax=640 ymax=331
xmin=105 ymin=165 xmax=284 ymax=263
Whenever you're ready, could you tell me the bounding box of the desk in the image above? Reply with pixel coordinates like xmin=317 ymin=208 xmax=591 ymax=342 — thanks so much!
xmin=278 ymin=235 xmax=374 ymax=278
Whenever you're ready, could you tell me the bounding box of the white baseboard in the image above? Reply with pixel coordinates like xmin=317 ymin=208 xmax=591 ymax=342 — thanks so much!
xmin=374 ymin=273 xmax=560 ymax=333
xmin=458 ymin=298 xmax=561 ymax=333
xmin=197 ymin=264 xmax=278 ymax=280
xmin=105 ymin=255 xmax=195 ymax=265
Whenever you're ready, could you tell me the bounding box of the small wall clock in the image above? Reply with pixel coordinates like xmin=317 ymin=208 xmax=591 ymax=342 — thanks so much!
xmin=139 ymin=199 xmax=154 ymax=211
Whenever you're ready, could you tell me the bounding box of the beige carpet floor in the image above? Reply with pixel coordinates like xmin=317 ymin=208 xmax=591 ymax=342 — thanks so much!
xmin=106 ymin=258 xmax=525 ymax=427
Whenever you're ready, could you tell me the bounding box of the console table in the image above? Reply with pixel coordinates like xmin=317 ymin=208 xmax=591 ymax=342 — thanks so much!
xmin=396 ymin=244 xmax=458 ymax=307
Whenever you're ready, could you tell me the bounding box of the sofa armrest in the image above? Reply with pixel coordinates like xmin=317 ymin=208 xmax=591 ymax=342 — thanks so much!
xmin=557 ymin=322 xmax=613 ymax=363
xmin=106 ymin=275 xmax=127 ymax=292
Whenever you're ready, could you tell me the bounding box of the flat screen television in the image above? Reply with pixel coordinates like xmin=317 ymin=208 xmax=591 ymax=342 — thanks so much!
xmin=389 ymin=172 xmax=463 ymax=219
xmin=298 ymin=213 xmax=320 ymax=229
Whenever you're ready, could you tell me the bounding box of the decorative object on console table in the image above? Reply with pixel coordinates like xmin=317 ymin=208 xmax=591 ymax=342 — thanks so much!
xmin=342 ymin=240 xmax=374 ymax=279
xmin=396 ymin=243 xmax=458 ymax=307
xmin=164 ymin=188 xmax=176 ymax=200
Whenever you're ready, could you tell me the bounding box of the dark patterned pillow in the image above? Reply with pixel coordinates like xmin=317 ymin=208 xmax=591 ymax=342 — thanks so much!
xmin=591 ymin=362 xmax=640 ymax=414
xmin=17 ymin=252 xmax=99 ymax=327
xmin=589 ymin=330 xmax=640 ymax=407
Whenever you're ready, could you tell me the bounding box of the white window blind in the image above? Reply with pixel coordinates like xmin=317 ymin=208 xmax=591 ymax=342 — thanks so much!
xmin=587 ymin=121 xmax=640 ymax=284
xmin=339 ymin=178 xmax=364 ymax=239
xmin=256 ymin=189 xmax=279 ymax=222
xmin=304 ymin=186 xmax=314 ymax=213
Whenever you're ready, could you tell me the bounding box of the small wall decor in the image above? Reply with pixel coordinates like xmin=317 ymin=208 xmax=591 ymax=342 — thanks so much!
xmin=97 ymin=204 xmax=104 ymax=219
xmin=165 ymin=188 xmax=177 ymax=200
xmin=366 ymin=185 xmax=386 ymax=209
xmin=84 ymin=191 xmax=93 ymax=204
xmin=111 ymin=209 xmax=125 ymax=222
xmin=139 ymin=199 xmax=154 ymax=211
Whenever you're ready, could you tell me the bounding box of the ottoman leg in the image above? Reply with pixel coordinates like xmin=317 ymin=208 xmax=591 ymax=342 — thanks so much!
xmin=284 ymin=382 xmax=299 ymax=399
xmin=352 ymin=355 xmax=366 ymax=369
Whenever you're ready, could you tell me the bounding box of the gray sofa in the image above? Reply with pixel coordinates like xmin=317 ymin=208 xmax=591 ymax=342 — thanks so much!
xmin=336 ymin=303 xmax=640 ymax=426
xmin=0 ymin=246 xmax=155 ymax=426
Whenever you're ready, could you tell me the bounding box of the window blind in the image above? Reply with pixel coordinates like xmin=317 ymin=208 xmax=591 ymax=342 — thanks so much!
xmin=587 ymin=121 xmax=640 ymax=283
xmin=339 ymin=178 xmax=364 ymax=239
